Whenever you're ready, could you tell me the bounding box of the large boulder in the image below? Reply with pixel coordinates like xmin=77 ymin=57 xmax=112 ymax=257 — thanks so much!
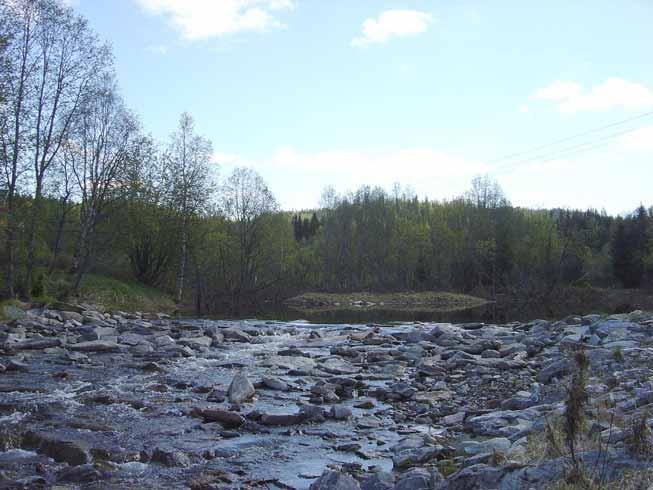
xmin=310 ymin=470 xmax=361 ymax=490
xmin=228 ymin=373 xmax=255 ymax=403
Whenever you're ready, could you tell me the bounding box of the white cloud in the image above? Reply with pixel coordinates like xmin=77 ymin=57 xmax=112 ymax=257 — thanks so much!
xmin=145 ymin=44 xmax=168 ymax=55
xmin=59 ymin=0 xmax=79 ymax=6
xmin=351 ymin=10 xmax=433 ymax=47
xmin=134 ymin=0 xmax=294 ymax=40
xmin=619 ymin=125 xmax=653 ymax=152
xmin=534 ymin=78 xmax=653 ymax=113
xmin=217 ymin=146 xmax=487 ymax=209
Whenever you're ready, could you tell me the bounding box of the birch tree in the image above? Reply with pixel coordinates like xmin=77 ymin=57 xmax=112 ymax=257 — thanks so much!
xmin=68 ymin=75 xmax=139 ymax=293
xmin=0 ymin=0 xmax=38 ymax=296
xmin=163 ymin=113 xmax=213 ymax=305
xmin=23 ymin=0 xmax=108 ymax=296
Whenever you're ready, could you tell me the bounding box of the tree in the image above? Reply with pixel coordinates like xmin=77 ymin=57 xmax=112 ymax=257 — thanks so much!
xmin=68 ymin=74 xmax=140 ymax=293
xmin=23 ymin=0 xmax=107 ymax=297
xmin=0 ymin=0 xmax=38 ymax=297
xmin=465 ymin=175 xmax=509 ymax=209
xmin=221 ymin=167 xmax=278 ymax=306
xmin=162 ymin=112 xmax=213 ymax=305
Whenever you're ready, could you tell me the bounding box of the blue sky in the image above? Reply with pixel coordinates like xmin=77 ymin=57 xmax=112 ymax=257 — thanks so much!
xmin=68 ymin=0 xmax=653 ymax=213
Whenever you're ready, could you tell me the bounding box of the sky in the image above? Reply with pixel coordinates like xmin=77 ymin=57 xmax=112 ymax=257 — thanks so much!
xmin=66 ymin=0 xmax=653 ymax=214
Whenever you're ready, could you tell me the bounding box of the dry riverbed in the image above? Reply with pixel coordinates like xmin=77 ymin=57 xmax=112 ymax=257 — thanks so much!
xmin=1 ymin=304 xmax=653 ymax=489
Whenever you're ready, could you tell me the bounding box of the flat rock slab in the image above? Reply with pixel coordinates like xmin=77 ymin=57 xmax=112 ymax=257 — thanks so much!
xmin=69 ymin=341 xmax=120 ymax=352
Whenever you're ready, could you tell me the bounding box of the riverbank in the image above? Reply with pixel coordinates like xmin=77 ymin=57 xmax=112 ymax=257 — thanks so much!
xmin=285 ymin=291 xmax=489 ymax=313
xmin=2 ymin=303 xmax=653 ymax=488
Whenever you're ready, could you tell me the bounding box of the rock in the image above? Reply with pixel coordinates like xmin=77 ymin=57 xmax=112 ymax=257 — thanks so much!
xmin=260 ymin=412 xmax=304 ymax=426
xmin=536 ymin=360 xmax=569 ymax=383
xmin=360 ymin=471 xmax=394 ymax=490
xmin=195 ymin=408 xmax=245 ymax=428
xmin=151 ymin=447 xmax=191 ymax=467
xmin=177 ymin=336 xmax=213 ymax=348
xmin=300 ymin=405 xmax=326 ymax=423
xmin=10 ymin=338 xmax=62 ymax=350
xmin=56 ymin=464 xmax=105 ymax=483
xmin=393 ymin=468 xmax=442 ymax=490
xmin=222 ymin=328 xmax=253 ymax=343
xmin=443 ymin=411 xmax=466 ymax=425
xmin=319 ymin=357 xmax=360 ymax=375
xmin=330 ymin=405 xmax=353 ymax=420
xmin=6 ymin=359 xmax=29 ymax=372
xmin=459 ymin=437 xmax=511 ymax=456
xmin=228 ymin=373 xmax=255 ymax=404
xmin=310 ymin=470 xmax=361 ymax=490
xmin=442 ymin=464 xmax=506 ymax=490
xmin=23 ymin=432 xmax=91 ymax=466
xmin=262 ymin=376 xmax=289 ymax=391
xmin=69 ymin=340 xmax=120 ymax=352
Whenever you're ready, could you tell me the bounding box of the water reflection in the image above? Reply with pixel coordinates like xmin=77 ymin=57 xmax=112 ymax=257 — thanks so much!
xmin=203 ymin=300 xmax=593 ymax=325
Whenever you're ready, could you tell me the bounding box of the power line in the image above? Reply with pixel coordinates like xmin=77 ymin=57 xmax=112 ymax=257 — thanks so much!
xmin=492 ymin=125 xmax=644 ymax=174
xmin=488 ymin=110 xmax=653 ymax=165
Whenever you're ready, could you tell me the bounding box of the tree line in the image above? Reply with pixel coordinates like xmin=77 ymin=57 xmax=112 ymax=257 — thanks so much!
xmin=1 ymin=1 xmax=652 ymax=314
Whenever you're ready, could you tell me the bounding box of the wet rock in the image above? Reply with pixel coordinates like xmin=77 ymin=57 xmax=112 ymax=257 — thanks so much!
xmin=393 ymin=467 xmax=442 ymax=490
xmin=222 ymin=328 xmax=252 ymax=343
xmin=194 ymin=408 xmax=245 ymax=428
xmin=23 ymin=432 xmax=92 ymax=466
xmin=227 ymin=372 xmax=255 ymax=403
xmin=330 ymin=405 xmax=353 ymax=420
xmin=151 ymin=447 xmax=191 ymax=467
xmin=69 ymin=340 xmax=120 ymax=352
xmin=207 ymin=388 xmax=227 ymax=403
xmin=260 ymin=412 xmax=303 ymax=426
xmin=5 ymin=359 xmax=29 ymax=372
xmin=300 ymin=405 xmax=327 ymax=423
xmin=262 ymin=376 xmax=289 ymax=391
xmin=319 ymin=357 xmax=360 ymax=375
xmin=441 ymin=464 xmax=507 ymax=490
xmin=57 ymin=464 xmax=106 ymax=483
xmin=9 ymin=337 xmax=62 ymax=350
xmin=310 ymin=470 xmax=361 ymax=490
xmin=360 ymin=471 xmax=395 ymax=490
xmin=177 ymin=336 xmax=213 ymax=348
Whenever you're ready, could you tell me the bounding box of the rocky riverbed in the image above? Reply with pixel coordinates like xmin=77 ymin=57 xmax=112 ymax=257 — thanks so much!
xmin=1 ymin=304 xmax=653 ymax=489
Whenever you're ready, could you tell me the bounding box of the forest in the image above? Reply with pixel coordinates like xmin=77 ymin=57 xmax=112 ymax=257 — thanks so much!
xmin=1 ymin=1 xmax=652 ymax=315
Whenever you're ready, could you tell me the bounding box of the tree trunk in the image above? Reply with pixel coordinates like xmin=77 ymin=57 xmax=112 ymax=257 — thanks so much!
xmin=25 ymin=179 xmax=43 ymax=297
xmin=4 ymin=193 xmax=17 ymax=298
xmin=48 ymin=195 xmax=70 ymax=275
xmin=175 ymin=215 xmax=188 ymax=305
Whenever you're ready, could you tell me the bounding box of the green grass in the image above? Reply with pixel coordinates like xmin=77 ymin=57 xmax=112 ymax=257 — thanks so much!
xmin=74 ymin=273 xmax=175 ymax=313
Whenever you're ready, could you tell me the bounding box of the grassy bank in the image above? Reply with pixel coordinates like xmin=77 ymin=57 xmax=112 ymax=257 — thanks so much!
xmin=0 ymin=272 xmax=175 ymax=315
xmin=285 ymin=291 xmax=489 ymax=313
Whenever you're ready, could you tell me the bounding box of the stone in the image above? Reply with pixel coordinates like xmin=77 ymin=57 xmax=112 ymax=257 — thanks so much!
xmin=10 ymin=338 xmax=62 ymax=350
xmin=195 ymin=408 xmax=245 ymax=428
xmin=23 ymin=432 xmax=91 ymax=466
xmin=262 ymin=376 xmax=289 ymax=391
xmin=360 ymin=471 xmax=394 ymax=490
xmin=6 ymin=359 xmax=29 ymax=372
xmin=69 ymin=340 xmax=120 ymax=352
xmin=151 ymin=447 xmax=191 ymax=467
xmin=330 ymin=405 xmax=353 ymax=420
xmin=222 ymin=328 xmax=253 ymax=343
xmin=310 ymin=470 xmax=361 ymax=490
xmin=459 ymin=437 xmax=511 ymax=456
xmin=260 ymin=412 xmax=303 ymax=426
xmin=228 ymin=373 xmax=255 ymax=404
xmin=393 ymin=468 xmax=442 ymax=490
xmin=56 ymin=464 xmax=105 ymax=483
xmin=536 ymin=360 xmax=569 ymax=383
